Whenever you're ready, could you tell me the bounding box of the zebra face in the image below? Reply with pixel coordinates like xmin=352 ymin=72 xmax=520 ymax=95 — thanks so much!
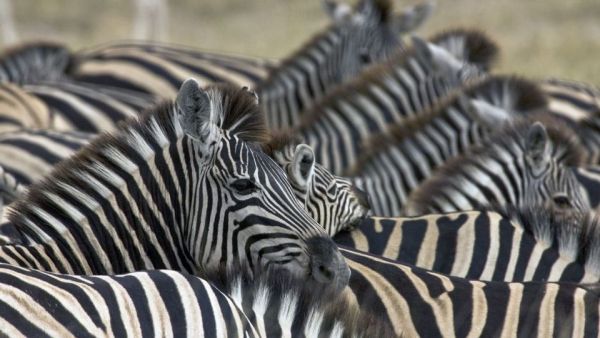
xmin=177 ymin=80 xmax=350 ymax=290
xmin=523 ymin=122 xmax=590 ymax=214
xmin=323 ymin=0 xmax=434 ymax=82
xmin=273 ymin=143 xmax=371 ymax=236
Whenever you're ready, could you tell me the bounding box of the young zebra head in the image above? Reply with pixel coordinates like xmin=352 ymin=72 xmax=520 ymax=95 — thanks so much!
xmin=321 ymin=0 xmax=434 ymax=82
xmin=264 ymin=134 xmax=370 ymax=237
xmin=175 ymin=80 xmax=350 ymax=289
xmin=403 ymin=117 xmax=590 ymax=217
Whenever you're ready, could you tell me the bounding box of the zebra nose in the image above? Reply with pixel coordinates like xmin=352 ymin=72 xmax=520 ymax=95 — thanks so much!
xmin=352 ymin=185 xmax=371 ymax=210
xmin=307 ymin=236 xmax=350 ymax=291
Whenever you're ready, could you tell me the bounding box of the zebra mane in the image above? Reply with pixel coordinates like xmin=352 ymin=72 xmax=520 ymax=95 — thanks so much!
xmin=348 ymin=76 xmax=548 ymax=175
xmin=0 ymin=41 xmax=71 ymax=84
xmin=206 ymin=265 xmax=396 ymax=337
xmin=429 ymin=28 xmax=500 ymax=71
xmin=491 ymin=204 xmax=600 ymax=276
xmin=261 ymin=131 xmax=302 ymax=156
xmin=405 ymin=115 xmax=586 ymax=212
xmin=7 ymin=84 xmax=269 ymax=236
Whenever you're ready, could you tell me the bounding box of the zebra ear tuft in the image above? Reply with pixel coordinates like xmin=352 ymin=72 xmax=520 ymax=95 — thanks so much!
xmin=525 ymin=122 xmax=551 ymax=172
xmin=322 ymin=0 xmax=352 ymax=21
xmin=393 ymin=0 xmax=435 ymax=33
xmin=291 ymin=144 xmax=316 ymax=187
xmin=176 ymin=78 xmax=213 ymax=140
xmin=467 ymin=98 xmax=513 ymax=127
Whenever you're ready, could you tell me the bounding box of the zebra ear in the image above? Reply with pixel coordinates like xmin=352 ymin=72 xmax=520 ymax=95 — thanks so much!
xmin=176 ymin=79 xmax=216 ymax=143
xmin=525 ymin=122 xmax=551 ymax=173
xmin=467 ymin=98 xmax=513 ymax=127
xmin=393 ymin=1 xmax=435 ymax=33
xmin=291 ymin=144 xmax=316 ymax=188
xmin=412 ymin=36 xmax=462 ymax=73
xmin=322 ymin=0 xmax=352 ymax=21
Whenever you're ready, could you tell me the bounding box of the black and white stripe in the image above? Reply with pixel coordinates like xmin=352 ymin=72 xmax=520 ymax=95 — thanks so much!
xmin=350 ymin=76 xmax=548 ymax=216
xmin=336 ymin=205 xmax=600 ymax=282
xmin=342 ymin=246 xmax=600 ymax=337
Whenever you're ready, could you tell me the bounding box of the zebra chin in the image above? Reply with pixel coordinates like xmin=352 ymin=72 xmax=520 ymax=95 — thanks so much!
xmin=259 ymin=237 xmax=351 ymax=293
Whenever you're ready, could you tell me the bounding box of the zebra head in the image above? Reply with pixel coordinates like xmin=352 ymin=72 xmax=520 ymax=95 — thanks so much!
xmin=322 ymin=0 xmax=434 ymax=82
xmin=265 ymin=135 xmax=371 ymax=236
xmin=522 ymin=122 xmax=590 ymax=214
xmin=176 ymin=79 xmax=350 ymax=289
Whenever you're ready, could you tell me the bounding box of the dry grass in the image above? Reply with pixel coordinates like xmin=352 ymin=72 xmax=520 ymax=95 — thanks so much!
xmin=5 ymin=0 xmax=600 ymax=85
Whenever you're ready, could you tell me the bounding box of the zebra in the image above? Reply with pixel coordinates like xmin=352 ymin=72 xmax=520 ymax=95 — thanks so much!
xmin=0 ymin=80 xmax=350 ymax=289
xmin=0 ymin=0 xmax=433 ymax=133
xmin=402 ymin=117 xmax=590 ymax=217
xmin=334 ymin=205 xmax=600 ymax=283
xmin=0 ymin=128 xmax=370 ymax=238
xmin=341 ymin=245 xmax=600 ymax=337
xmin=348 ymin=76 xmax=549 ymax=216
xmin=255 ymin=0 xmax=435 ymax=128
xmin=290 ymin=28 xmax=498 ymax=174
xmin=0 ymin=262 xmax=395 ymax=337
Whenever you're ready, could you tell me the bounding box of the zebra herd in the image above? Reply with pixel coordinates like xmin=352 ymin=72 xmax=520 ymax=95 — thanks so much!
xmin=0 ymin=0 xmax=599 ymax=336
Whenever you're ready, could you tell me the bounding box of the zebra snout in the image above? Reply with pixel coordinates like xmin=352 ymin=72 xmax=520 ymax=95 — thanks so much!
xmin=352 ymin=185 xmax=371 ymax=210
xmin=307 ymin=236 xmax=350 ymax=291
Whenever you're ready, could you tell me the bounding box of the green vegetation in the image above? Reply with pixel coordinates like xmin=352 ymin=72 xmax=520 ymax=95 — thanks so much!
xmin=6 ymin=0 xmax=600 ymax=85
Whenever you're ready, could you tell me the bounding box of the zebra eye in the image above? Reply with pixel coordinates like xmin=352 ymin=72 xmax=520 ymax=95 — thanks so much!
xmin=552 ymin=195 xmax=572 ymax=209
xmin=231 ymin=179 xmax=258 ymax=195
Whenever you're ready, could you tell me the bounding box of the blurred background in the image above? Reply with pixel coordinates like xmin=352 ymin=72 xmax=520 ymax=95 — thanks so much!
xmin=2 ymin=0 xmax=600 ymax=85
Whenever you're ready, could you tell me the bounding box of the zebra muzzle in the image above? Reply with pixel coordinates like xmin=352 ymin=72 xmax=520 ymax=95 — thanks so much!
xmin=307 ymin=236 xmax=351 ymax=292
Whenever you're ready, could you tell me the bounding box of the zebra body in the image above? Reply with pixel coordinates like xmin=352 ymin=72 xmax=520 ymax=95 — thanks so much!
xmin=343 ymin=246 xmax=600 ymax=337
xmin=293 ymin=29 xmax=497 ymax=174
xmin=350 ymin=76 xmax=548 ymax=216
xmin=335 ymin=207 xmax=600 ymax=282
xmin=0 ymin=81 xmax=349 ymax=289
xmin=403 ymin=118 xmax=589 ymax=217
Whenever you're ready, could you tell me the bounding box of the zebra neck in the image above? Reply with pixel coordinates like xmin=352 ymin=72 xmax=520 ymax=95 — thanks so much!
xmin=0 ymin=110 xmax=197 ymax=274
xmin=258 ymin=30 xmax=342 ymax=129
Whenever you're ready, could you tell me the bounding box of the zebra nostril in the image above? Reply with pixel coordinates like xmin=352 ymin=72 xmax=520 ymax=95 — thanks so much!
xmin=314 ymin=263 xmax=335 ymax=283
